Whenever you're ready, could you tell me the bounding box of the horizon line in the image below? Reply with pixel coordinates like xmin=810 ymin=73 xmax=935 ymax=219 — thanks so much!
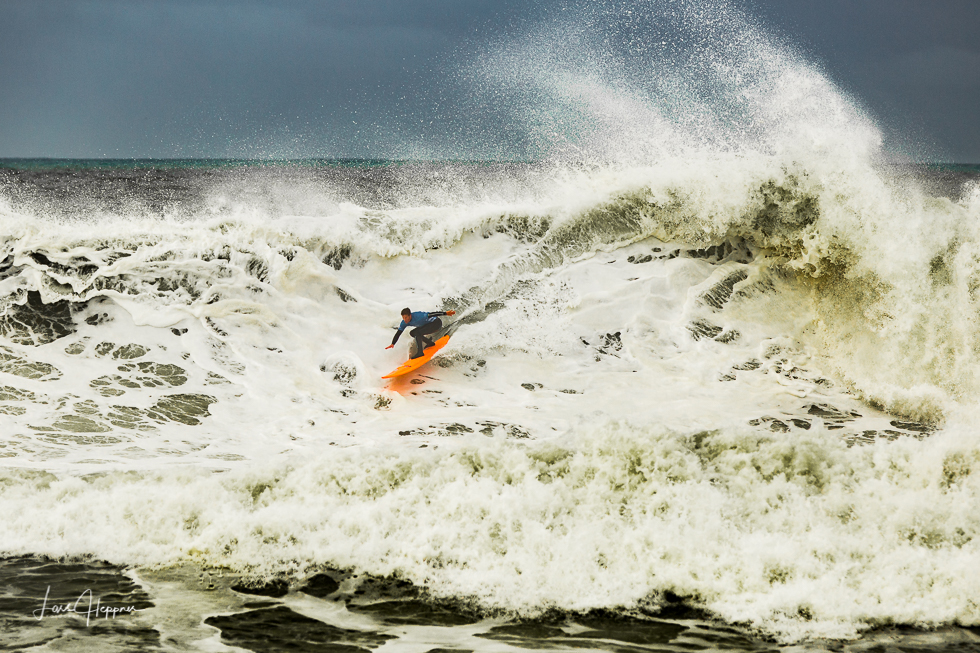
xmin=1 ymin=157 xmax=978 ymax=168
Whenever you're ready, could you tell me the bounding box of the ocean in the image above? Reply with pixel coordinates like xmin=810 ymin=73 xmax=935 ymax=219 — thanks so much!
xmin=3 ymin=2 xmax=980 ymax=651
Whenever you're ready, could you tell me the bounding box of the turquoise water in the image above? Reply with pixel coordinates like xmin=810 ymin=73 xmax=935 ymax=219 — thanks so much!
xmin=0 ymin=158 xmax=519 ymax=171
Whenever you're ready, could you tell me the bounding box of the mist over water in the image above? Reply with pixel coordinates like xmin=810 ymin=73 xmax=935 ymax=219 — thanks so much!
xmin=2 ymin=0 xmax=980 ymax=648
xmin=455 ymin=0 xmax=878 ymax=164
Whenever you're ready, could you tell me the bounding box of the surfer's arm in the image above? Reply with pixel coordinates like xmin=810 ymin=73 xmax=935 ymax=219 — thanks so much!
xmin=427 ymin=310 xmax=456 ymax=318
xmin=389 ymin=322 xmax=407 ymax=347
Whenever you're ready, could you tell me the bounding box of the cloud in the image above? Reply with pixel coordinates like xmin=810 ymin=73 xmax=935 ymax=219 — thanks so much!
xmin=889 ymin=47 xmax=980 ymax=89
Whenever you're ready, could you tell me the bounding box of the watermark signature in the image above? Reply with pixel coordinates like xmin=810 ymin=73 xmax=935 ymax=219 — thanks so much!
xmin=33 ymin=586 xmax=140 ymax=626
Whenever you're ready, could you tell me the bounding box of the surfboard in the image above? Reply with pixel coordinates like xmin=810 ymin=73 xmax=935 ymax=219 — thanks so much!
xmin=382 ymin=335 xmax=451 ymax=379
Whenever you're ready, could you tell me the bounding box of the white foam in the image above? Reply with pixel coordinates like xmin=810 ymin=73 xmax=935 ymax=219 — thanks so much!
xmin=3 ymin=421 xmax=980 ymax=643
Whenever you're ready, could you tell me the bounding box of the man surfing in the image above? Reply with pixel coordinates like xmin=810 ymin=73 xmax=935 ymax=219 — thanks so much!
xmin=386 ymin=307 xmax=456 ymax=359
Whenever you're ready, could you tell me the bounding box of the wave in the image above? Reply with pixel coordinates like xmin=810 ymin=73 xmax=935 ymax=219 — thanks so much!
xmin=2 ymin=154 xmax=977 ymax=419
xmin=3 ymin=421 xmax=980 ymax=642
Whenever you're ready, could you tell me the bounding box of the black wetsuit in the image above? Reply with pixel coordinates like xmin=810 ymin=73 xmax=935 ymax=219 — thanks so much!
xmin=391 ymin=311 xmax=450 ymax=358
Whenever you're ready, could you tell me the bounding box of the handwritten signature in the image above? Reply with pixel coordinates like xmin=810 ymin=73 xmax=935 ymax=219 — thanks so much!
xmin=33 ymin=586 xmax=140 ymax=626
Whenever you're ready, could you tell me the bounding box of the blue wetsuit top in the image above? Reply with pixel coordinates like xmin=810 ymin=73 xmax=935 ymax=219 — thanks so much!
xmin=391 ymin=311 xmax=449 ymax=345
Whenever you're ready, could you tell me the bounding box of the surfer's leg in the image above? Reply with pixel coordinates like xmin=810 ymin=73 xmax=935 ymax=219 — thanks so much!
xmin=421 ymin=319 xmax=442 ymax=347
xmin=409 ymin=327 xmax=427 ymax=358
xmin=410 ymin=319 xmax=442 ymax=357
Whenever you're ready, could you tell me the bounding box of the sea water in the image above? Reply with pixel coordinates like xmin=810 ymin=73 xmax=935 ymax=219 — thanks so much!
xmin=2 ymin=1 xmax=980 ymax=651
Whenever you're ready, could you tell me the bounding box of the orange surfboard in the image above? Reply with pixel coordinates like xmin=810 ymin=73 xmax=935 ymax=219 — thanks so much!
xmin=382 ymin=335 xmax=451 ymax=379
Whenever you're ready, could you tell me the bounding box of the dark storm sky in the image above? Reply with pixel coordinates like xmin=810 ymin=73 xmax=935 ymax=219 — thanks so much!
xmin=0 ymin=0 xmax=976 ymax=161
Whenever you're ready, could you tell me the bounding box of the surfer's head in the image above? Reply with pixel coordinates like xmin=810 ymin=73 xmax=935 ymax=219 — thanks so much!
xmin=401 ymin=308 xmax=411 ymax=320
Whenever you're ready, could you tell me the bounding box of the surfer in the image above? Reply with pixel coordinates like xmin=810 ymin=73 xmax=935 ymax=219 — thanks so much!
xmin=386 ymin=308 xmax=456 ymax=358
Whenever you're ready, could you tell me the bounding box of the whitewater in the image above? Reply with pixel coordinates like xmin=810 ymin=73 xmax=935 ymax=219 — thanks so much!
xmin=2 ymin=1 xmax=980 ymax=650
